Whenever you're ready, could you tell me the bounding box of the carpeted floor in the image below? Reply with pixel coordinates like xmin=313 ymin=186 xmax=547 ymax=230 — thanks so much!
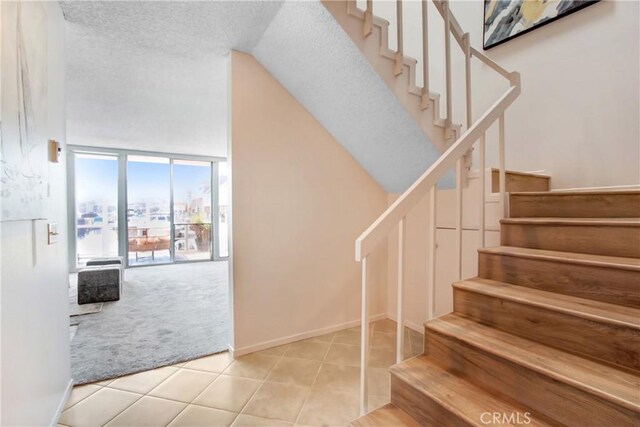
xmin=70 ymin=261 xmax=229 ymax=385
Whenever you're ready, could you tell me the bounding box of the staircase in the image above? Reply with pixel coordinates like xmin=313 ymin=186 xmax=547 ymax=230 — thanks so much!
xmin=353 ymin=189 xmax=640 ymax=426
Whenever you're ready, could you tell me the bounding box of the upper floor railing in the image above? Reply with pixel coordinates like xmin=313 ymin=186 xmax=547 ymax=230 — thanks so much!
xmin=354 ymin=0 xmax=521 ymax=415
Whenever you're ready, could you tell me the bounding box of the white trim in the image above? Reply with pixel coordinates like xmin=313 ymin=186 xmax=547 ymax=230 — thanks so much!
xmin=232 ymin=313 xmax=387 ymax=357
xmin=50 ymin=378 xmax=74 ymax=426
xmin=551 ymin=184 xmax=640 ymax=192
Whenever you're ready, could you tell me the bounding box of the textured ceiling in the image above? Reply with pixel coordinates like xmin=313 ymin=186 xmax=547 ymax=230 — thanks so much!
xmin=62 ymin=0 xmax=284 ymax=157
xmin=253 ymin=2 xmax=439 ymax=192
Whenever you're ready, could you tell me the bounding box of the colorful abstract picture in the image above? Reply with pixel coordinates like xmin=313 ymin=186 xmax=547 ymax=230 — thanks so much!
xmin=483 ymin=0 xmax=600 ymax=49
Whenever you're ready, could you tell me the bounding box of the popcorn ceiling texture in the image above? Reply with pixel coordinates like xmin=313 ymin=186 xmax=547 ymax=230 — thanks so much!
xmin=62 ymin=1 xmax=439 ymax=191
xmin=61 ymin=0 xmax=285 ymax=157
xmin=252 ymin=1 xmax=440 ymax=192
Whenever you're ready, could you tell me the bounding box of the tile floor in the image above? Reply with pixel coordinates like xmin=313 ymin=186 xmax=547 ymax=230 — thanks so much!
xmin=59 ymin=319 xmax=424 ymax=427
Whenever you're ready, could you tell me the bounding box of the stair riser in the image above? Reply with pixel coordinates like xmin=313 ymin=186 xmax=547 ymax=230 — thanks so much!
xmin=510 ymin=193 xmax=640 ymax=218
xmin=478 ymin=252 xmax=640 ymax=307
xmin=390 ymin=375 xmax=472 ymax=427
xmin=453 ymin=288 xmax=640 ymax=372
xmin=500 ymin=223 xmax=640 ymax=258
xmin=424 ymin=329 xmax=640 ymax=427
xmin=491 ymin=171 xmax=550 ymax=193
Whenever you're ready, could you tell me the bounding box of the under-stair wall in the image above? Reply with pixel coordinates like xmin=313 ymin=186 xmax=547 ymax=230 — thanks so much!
xmin=229 ymin=51 xmax=389 ymax=355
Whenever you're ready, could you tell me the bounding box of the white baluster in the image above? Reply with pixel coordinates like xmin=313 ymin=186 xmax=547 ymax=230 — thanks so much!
xmin=478 ymin=133 xmax=486 ymax=248
xmin=427 ymin=186 xmax=437 ymax=320
xmin=395 ymin=0 xmax=404 ymax=76
xmin=499 ymin=114 xmax=507 ymax=218
xmin=456 ymin=157 xmax=463 ymax=280
xmin=443 ymin=0 xmax=452 ymax=134
xmin=421 ymin=0 xmax=430 ymax=109
xmin=464 ymin=32 xmax=472 ymax=130
xmin=396 ymin=218 xmax=405 ymax=363
xmin=364 ymin=0 xmax=373 ymax=37
xmin=359 ymin=256 xmax=369 ymax=415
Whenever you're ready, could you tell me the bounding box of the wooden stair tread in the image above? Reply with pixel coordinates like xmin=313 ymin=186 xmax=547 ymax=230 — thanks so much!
xmin=426 ymin=314 xmax=640 ymax=412
xmin=501 ymin=217 xmax=640 ymax=226
xmin=490 ymin=168 xmax=551 ymax=179
xmin=511 ymin=190 xmax=640 ymax=196
xmin=454 ymin=278 xmax=640 ymax=327
xmin=479 ymin=246 xmax=640 ymax=270
xmin=350 ymin=403 xmax=420 ymax=427
xmin=390 ymin=356 xmax=554 ymax=426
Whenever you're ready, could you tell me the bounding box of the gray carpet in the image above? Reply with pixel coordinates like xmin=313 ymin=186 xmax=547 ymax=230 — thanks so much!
xmin=70 ymin=261 xmax=229 ymax=385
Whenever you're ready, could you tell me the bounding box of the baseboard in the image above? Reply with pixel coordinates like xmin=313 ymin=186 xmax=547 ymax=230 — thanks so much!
xmin=51 ymin=378 xmax=74 ymax=426
xmin=233 ymin=313 xmax=387 ymax=357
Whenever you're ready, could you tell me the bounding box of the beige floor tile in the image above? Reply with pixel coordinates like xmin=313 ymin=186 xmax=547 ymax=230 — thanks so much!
xmin=369 ymin=347 xmax=396 ymax=368
xmin=266 ymin=357 xmax=321 ymax=387
xmin=149 ymin=369 xmax=217 ymax=403
xmin=223 ymin=353 xmax=280 ymax=380
xmin=242 ymin=382 xmax=309 ymax=423
xmin=313 ymin=363 xmax=359 ymax=394
xmin=410 ymin=334 xmax=424 ymax=355
xmin=257 ymin=344 xmax=289 ymax=356
xmin=105 ymin=396 xmax=186 ymax=426
xmin=183 ymin=352 xmax=234 ymax=373
xmin=172 ymin=362 xmax=187 ymax=367
xmin=368 ymin=367 xmax=390 ymax=397
xmin=371 ymin=319 xmax=396 ymax=333
xmin=96 ymin=378 xmax=115 ymax=386
xmin=232 ymin=414 xmax=293 ymax=426
xmin=409 ymin=328 xmax=423 ymax=341
xmin=108 ymin=366 xmax=178 ymax=394
xmin=64 ymin=384 xmax=102 ymax=409
xmin=296 ymin=388 xmax=359 ymax=426
xmin=308 ymin=332 xmax=335 ymax=343
xmin=324 ymin=343 xmax=360 ymax=367
xmin=370 ymin=331 xmax=396 ymax=349
xmin=168 ymin=405 xmax=237 ymax=427
xmin=332 ymin=327 xmax=361 ymax=346
xmin=193 ymin=375 xmax=261 ymax=413
xmin=59 ymin=388 xmax=142 ymax=427
xmin=368 ymin=394 xmax=390 ymax=411
xmin=283 ymin=340 xmax=330 ymax=361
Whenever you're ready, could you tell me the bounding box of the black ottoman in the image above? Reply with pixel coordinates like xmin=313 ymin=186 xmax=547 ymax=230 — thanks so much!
xmin=78 ymin=266 xmax=121 ymax=304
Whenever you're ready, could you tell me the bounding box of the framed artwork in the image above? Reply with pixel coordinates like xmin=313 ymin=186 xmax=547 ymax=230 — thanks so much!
xmin=1 ymin=2 xmax=50 ymax=221
xmin=483 ymin=0 xmax=600 ymax=49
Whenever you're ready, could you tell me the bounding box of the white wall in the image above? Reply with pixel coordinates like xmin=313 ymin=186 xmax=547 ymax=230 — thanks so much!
xmin=1 ymin=2 xmax=71 ymax=425
xmin=373 ymin=0 xmax=640 ymax=189
xmin=230 ymin=51 xmax=388 ymax=355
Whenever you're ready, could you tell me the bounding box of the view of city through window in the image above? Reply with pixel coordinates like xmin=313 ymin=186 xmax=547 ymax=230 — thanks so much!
xmin=75 ymin=154 xmax=119 ymax=264
xmin=73 ymin=151 xmax=228 ymax=268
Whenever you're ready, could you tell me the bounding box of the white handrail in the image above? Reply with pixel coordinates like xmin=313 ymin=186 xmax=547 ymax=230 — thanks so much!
xmin=355 ymin=83 xmax=520 ymax=261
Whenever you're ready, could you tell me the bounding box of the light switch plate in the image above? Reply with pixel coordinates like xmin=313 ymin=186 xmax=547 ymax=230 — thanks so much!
xmin=48 ymin=223 xmax=59 ymax=245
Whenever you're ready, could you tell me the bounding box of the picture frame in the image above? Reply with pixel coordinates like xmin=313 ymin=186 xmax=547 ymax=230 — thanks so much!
xmin=483 ymin=0 xmax=600 ymax=50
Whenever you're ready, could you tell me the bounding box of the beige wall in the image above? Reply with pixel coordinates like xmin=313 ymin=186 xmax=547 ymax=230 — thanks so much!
xmin=374 ymin=0 xmax=640 ymax=189
xmin=1 ymin=2 xmax=71 ymax=425
xmin=229 ymin=51 xmax=388 ymax=354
